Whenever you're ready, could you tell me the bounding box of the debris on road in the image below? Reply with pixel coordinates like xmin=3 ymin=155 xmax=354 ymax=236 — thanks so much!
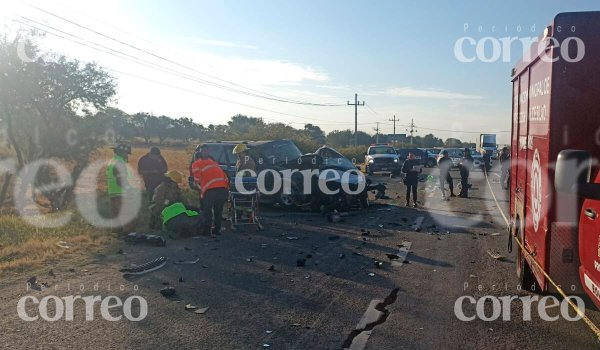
xmin=125 ymin=232 xmax=166 ymax=247
xmin=185 ymin=304 xmax=197 ymax=311
xmin=491 ymin=232 xmax=501 ymax=236
xmin=194 ymin=307 xmax=209 ymax=314
xmin=486 ymin=249 xmax=504 ymax=260
xmin=26 ymin=276 xmax=47 ymax=291
xmin=296 ymin=259 xmax=306 ymax=267
xmin=174 ymin=257 xmax=200 ymax=265
xmin=374 ymin=261 xmax=383 ymax=268
xmin=287 ymin=236 xmax=299 ymax=240
xmin=160 ymin=286 xmax=176 ymax=298
xmin=268 ymin=265 xmax=276 ymax=271
xmin=368 ymin=273 xmax=375 ymax=277
xmin=412 ymin=217 xmax=424 ymax=232
xmin=120 ymin=257 xmax=168 ymax=276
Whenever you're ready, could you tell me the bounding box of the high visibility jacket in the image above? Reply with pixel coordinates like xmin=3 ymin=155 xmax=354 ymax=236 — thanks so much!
xmin=161 ymin=202 xmax=199 ymax=225
xmin=107 ymin=155 xmax=133 ymax=196
xmin=191 ymin=158 xmax=229 ymax=198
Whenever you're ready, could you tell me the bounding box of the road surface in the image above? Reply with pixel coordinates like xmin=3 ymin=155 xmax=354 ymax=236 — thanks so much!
xmin=1 ymin=166 xmax=599 ymax=349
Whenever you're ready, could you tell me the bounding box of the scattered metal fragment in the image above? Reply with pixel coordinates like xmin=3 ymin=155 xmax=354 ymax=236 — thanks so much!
xmin=174 ymin=257 xmax=200 ymax=265
xmin=120 ymin=257 xmax=167 ymax=276
xmin=160 ymin=286 xmax=176 ymax=298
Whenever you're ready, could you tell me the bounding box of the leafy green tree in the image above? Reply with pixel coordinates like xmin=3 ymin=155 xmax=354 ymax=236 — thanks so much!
xmin=0 ymin=33 xmax=116 ymax=209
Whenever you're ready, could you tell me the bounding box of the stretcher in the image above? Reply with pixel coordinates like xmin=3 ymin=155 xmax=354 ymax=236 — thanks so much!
xmin=229 ymin=177 xmax=263 ymax=231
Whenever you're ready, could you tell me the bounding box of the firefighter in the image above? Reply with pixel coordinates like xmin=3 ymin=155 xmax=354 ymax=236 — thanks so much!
xmin=232 ymin=143 xmax=256 ymax=176
xmin=402 ymin=152 xmax=422 ymax=207
xmin=149 ymin=170 xmax=193 ymax=230
xmin=438 ymin=150 xmax=455 ymax=200
xmin=161 ymin=202 xmax=203 ymax=237
xmin=499 ymin=147 xmax=511 ymax=190
xmin=191 ymin=144 xmax=230 ymax=236
xmin=458 ymin=148 xmax=473 ymax=198
xmin=106 ymin=143 xmax=137 ymax=233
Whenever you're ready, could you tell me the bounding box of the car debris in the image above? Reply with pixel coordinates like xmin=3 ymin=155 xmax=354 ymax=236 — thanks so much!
xmin=368 ymin=273 xmax=375 ymax=277
xmin=125 ymin=232 xmax=166 ymax=247
xmin=486 ymin=249 xmax=504 ymax=260
xmin=120 ymin=257 xmax=168 ymax=276
xmin=26 ymin=276 xmax=48 ymax=291
xmin=268 ymin=265 xmax=276 ymax=271
xmin=174 ymin=257 xmax=200 ymax=265
xmin=185 ymin=304 xmax=197 ymax=311
xmin=160 ymin=286 xmax=176 ymax=298
xmin=194 ymin=307 xmax=209 ymax=314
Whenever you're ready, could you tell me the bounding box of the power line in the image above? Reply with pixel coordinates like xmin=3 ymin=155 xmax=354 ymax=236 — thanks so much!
xmin=23 ymin=2 xmax=346 ymax=107
xmin=5 ymin=17 xmax=348 ymax=126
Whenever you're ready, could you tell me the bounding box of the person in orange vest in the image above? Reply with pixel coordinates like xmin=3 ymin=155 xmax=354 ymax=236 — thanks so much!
xmin=191 ymin=145 xmax=229 ymax=236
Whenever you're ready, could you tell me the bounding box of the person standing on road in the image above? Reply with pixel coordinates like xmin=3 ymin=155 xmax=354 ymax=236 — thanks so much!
xmin=402 ymin=152 xmax=422 ymax=207
xmin=499 ymin=147 xmax=511 ymax=190
xmin=438 ymin=150 xmax=455 ymax=200
xmin=137 ymin=146 xmax=168 ymax=197
xmin=191 ymin=145 xmax=230 ymax=236
xmin=458 ymin=148 xmax=473 ymax=198
xmin=482 ymin=150 xmax=491 ymax=172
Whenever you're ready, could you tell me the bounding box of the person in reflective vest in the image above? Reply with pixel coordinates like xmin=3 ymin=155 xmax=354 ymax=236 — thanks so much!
xmin=107 ymin=143 xmax=137 ymax=233
xmin=191 ymin=145 xmax=229 ymax=236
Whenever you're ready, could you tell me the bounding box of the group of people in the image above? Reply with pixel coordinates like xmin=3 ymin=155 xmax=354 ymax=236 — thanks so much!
xmin=401 ymin=147 xmax=510 ymax=205
xmin=106 ymin=143 xmax=255 ymax=237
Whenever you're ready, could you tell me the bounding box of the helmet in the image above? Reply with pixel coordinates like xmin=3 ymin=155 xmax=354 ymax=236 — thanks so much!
xmin=112 ymin=143 xmax=132 ymax=155
xmin=232 ymin=143 xmax=248 ymax=155
xmin=165 ymin=170 xmax=183 ymax=184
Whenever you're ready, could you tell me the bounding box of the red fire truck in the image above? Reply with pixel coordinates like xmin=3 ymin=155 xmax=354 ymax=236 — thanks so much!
xmin=510 ymin=11 xmax=600 ymax=306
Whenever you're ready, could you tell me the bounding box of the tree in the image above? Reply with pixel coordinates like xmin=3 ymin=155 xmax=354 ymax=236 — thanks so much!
xmin=304 ymin=124 xmax=326 ymax=145
xmin=0 ymin=32 xmax=117 ymax=209
xmin=444 ymin=138 xmax=464 ymax=148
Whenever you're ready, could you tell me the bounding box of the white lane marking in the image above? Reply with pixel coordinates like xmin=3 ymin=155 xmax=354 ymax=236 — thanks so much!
xmin=392 ymin=241 xmax=412 ymax=267
xmin=345 ymin=299 xmax=383 ymax=350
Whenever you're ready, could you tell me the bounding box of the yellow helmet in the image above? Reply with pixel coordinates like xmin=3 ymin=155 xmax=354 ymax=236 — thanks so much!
xmin=232 ymin=143 xmax=248 ymax=155
xmin=165 ymin=170 xmax=183 ymax=184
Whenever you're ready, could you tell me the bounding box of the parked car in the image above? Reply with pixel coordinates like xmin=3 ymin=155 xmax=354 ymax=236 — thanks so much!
xmin=395 ymin=148 xmax=436 ymax=167
xmin=435 ymin=148 xmax=490 ymax=170
xmin=364 ymin=144 xmax=401 ymax=175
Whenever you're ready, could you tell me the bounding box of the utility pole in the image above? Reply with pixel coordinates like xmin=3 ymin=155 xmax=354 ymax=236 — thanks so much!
xmin=374 ymin=122 xmax=380 ymax=143
xmin=389 ymin=115 xmax=399 ymax=136
xmin=407 ymin=118 xmax=417 ymax=145
xmin=347 ymin=93 xmax=365 ymax=146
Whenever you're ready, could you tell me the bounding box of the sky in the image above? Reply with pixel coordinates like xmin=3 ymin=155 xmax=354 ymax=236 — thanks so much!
xmin=2 ymin=0 xmax=599 ymax=144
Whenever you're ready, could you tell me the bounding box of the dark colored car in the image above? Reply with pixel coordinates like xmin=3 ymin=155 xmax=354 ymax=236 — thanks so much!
xmin=188 ymin=141 xmax=240 ymax=190
xmin=395 ymin=148 xmax=436 ymax=167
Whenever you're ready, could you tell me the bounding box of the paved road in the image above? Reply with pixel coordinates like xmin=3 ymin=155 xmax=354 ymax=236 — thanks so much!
xmin=1 ymin=167 xmax=600 ymax=349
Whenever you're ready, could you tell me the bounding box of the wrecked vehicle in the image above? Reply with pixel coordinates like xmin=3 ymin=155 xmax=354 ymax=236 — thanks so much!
xmin=189 ymin=140 xmax=386 ymax=211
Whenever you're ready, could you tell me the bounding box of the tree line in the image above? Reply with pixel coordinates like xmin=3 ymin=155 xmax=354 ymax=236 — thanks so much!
xmin=0 ymin=32 xmax=472 ymax=209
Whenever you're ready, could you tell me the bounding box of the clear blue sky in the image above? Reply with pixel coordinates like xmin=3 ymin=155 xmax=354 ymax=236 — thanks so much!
xmin=6 ymin=0 xmax=600 ymax=144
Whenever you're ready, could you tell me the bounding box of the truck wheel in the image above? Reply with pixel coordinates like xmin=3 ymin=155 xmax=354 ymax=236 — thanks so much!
xmin=426 ymin=159 xmax=436 ymax=168
xmin=516 ymin=222 xmax=539 ymax=292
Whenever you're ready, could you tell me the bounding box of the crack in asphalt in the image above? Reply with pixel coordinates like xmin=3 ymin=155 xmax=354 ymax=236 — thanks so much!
xmin=341 ymin=287 xmax=400 ymax=349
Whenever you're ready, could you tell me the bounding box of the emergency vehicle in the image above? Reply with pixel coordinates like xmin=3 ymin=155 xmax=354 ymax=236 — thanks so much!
xmin=510 ymin=11 xmax=600 ymax=306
